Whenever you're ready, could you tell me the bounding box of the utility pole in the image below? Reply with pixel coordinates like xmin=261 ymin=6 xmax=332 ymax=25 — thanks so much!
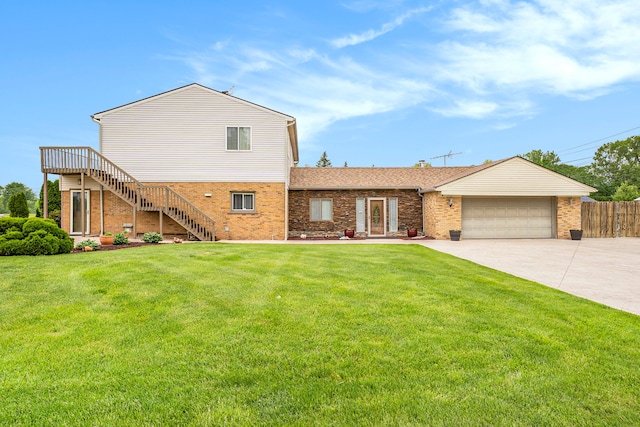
xmin=431 ymin=151 xmax=462 ymax=166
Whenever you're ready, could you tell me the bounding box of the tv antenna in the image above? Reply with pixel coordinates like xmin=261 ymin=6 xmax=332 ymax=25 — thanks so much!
xmin=431 ymin=150 xmax=462 ymax=166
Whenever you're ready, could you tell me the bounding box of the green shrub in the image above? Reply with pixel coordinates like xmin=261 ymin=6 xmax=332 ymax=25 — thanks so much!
xmin=4 ymin=230 xmax=24 ymax=240
xmin=0 ymin=217 xmax=73 ymax=256
xmin=142 ymin=232 xmax=163 ymax=243
xmin=22 ymin=218 xmax=69 ymax=240
xmin=8 ymin=193 xmax=29 ymax=218
xmin=75 ymin=239 xmax=100 ymax=251
xmin=22 ymin=230 xmax=59 ymax=255
xmin=113 ymin=232 xmax=129 ymax=245
xmin=0 ymin=217 xmax=28 ymax=234
xmin=0 ymin=239 xmax=26 ymax=256
xmin=58 ymin=237 xmax=74 ymax=254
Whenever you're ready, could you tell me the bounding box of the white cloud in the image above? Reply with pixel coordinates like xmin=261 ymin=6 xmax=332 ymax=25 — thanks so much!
xmin=166 ymin=1 xmax=640 ymax=141
xmin=438 ymin=0 xmax=640 ymax=98
xmin=330 ymin=6 xmax=432 ymax=48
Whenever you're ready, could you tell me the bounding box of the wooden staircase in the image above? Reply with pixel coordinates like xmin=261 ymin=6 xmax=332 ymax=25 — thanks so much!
xmin=40 ymin=146 xmax=215 ymax=241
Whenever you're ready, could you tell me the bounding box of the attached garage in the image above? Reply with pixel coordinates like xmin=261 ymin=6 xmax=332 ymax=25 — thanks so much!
xmin=462 ymin=197 xmax=554 ymax=238
xmin=429 ymin=157 xmax=597 ymax=240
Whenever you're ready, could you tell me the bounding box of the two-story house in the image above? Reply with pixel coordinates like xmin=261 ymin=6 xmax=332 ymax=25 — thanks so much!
xmin=40 ymin=83 xmax=595 ymax=241
xmin=40 ymin=83 xmax=298 ymax=240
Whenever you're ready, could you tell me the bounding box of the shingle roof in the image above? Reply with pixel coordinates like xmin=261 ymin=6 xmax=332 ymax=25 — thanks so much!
xmin=289 ymin=164 xmax=493 ymax=190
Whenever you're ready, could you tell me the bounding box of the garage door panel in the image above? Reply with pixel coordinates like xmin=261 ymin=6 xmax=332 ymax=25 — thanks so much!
xmin=462 ymin=197 xmax=553 ymax=239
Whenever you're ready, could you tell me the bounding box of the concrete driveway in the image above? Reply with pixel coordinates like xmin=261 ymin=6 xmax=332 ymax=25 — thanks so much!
xmin=419 ymin=238 xmax=640 ymax=316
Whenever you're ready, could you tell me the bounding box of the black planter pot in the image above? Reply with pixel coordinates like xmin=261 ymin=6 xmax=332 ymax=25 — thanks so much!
xmin=570 ymin=229 xmax=583 ymax=240
xmin=449 ymin=230 xmax=461 ymax=241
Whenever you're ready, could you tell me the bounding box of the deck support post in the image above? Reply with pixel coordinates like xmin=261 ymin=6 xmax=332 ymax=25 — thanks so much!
xmin=43 ymin=172 xmax=48 ymax=219
xmin=80 ymin=173 xmax=86 ymax=237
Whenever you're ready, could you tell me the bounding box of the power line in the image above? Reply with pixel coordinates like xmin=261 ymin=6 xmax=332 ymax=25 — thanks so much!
xmin=563 ymin=156 xmax=593 ymax=164
xmin=557 ymin=125 xmax=640 ymax=154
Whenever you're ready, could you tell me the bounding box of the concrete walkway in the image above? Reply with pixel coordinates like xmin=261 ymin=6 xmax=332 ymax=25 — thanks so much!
xmin=419 ymin=238 xmax=640 ymax=316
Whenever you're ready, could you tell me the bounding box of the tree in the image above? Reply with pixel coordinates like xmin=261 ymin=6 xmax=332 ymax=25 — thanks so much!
xmin=412 ymin=161 xmax=432 ymax=168
xmin=8 ymin=192 xmax=29 ymax=217
xmin=2 ymin=182 xmax=36 ymax=213
xmin=590 ymin=135 xmax=640 ymax=198
xmin=521 ymin=149 xmax=561 ymax=169
xmin=36 ymin=179 xmax=62 ymax=225
xmin=316 ymin=151 xmax=332 ymax=167
xmin=612 ymin=182 xmax=640 ymax=201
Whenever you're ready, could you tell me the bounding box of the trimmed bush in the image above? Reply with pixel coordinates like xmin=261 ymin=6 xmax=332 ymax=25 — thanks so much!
xmin=4 ymin=230 xmax=24 ymax=240
xmin=113 ymin=232 xmax=129 ymax=245
xmin=75 ymin=239 xmax=100 ymax=251
xmin=0 ymin=239 xmax=26 ymax=256
xmin=0 ymin=217 xmax=28 ymax=234
xmin=22 ymin=230 xmax=59 ymax=255
xmin=0 ymin=217 xmax=73 ymax=256
xmin=23 ymin=218 xmax=69 ymax=240
xmin=142 ymin=232 xmax=163 ymax=243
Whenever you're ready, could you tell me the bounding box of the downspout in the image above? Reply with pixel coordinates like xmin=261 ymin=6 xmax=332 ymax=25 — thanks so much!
xmin=285 ymin=119 xmax=298 ymax=241
xmin=417 ymin=189 xmax=425 ymax=236
xmin=100 ymin=185 xmax=104 ymax=235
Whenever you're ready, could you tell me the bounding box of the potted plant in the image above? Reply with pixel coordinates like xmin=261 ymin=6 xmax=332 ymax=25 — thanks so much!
xmin=344 ymin=229 xmax=355 ymax=238
xmin=449 ymin=230 xmax=461 ymax=241
xmin=99 ymin=232 xmax=114 ymax=246
xmin=570 ymin=229 xmax=583 ymax=240
xmin=407 ymin=228 xmax=418 ymax=238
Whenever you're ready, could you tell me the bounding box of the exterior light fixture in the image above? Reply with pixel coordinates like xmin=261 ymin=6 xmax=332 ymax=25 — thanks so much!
xmin=448 ymin=198 xmax=453 ymax=207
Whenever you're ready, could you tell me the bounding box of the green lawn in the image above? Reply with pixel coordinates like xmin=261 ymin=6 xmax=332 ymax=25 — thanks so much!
xmin=1 ymin=243 xmax=638 ymax=426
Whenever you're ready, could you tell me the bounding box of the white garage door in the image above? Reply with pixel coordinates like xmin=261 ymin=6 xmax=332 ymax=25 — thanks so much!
xmin=462 ymin=197 xmax=553 ymax=238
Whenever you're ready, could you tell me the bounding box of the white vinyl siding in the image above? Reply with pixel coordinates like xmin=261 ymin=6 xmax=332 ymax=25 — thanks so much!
xmin=388 ymin=197 xmax=398 ymax=232
xmin=226 ymin=126 xmax=251 ymax=151
xmin=311 ymin=199 xmax=332 ymax=221
xmin=356 ymin=198 xmax=365 ymax=232
xmin=231 ymin=193 xmax=255 ymax=211
xmin=98 ymin=85 xmax=292 ymax=183
xmin=462 ymin=197 xmax=553 ymax=238
xmin=437 ymin=157 xmax=595 ymax=196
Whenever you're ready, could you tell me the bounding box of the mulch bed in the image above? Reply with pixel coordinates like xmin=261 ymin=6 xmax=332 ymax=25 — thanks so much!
xmin=72 ymin=242 xmax=157 ymax=253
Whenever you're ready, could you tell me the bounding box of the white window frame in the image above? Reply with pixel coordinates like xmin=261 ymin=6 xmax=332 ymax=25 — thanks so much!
xmin=226 ymin=126 xmax=252 ymax=151
xmin=356 ymin=198 xmax=365 ymax=232
xmin=310 ymin=198 xmax=333 ymax=221
xmin=70 ymin=189 xmax=90 ymax=234
xmin=389 ymin=197 xmax=398 ymax=232
xmin=231 ymin=192 xmax=255 ymax=212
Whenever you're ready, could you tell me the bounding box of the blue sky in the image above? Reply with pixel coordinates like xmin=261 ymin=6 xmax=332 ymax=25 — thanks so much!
xmin=2 ymin=0 xmax=640 ymax=192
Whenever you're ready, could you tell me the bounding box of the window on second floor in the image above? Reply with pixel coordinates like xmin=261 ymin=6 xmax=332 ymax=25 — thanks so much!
xmin=226 ymin=126 xmax=251 ymax=151
xmin=232 ymin=192 xmax=255 ymax=211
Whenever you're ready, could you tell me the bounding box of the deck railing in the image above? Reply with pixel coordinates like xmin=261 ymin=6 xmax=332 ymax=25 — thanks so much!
xmin=40 ymin=146 xmax=215 ymax=241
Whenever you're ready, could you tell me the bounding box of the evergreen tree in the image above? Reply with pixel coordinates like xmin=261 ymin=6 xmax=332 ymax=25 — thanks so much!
xmin=316 ymin=151 xmax=332 ymax=167
xmin=8 ymin=192 xmax=29 ymax=217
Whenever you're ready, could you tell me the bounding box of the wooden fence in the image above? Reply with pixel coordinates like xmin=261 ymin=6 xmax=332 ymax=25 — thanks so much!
xmin=581 ymin=201 xmax=640 ymax=237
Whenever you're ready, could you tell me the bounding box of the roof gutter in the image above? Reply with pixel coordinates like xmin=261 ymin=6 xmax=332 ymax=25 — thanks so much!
xmin=287 ymin=119 xmax=299 ymax=163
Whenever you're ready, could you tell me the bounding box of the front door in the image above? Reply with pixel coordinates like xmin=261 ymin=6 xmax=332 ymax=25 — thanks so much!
xmin=368 ymin=198 xmax=386 ymax=236
xmin=70 ymin=190 xmax=90 ymax=234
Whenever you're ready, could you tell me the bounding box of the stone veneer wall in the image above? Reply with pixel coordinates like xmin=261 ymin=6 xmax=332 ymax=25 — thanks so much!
xmin=62 ymin=183 xmax=287 ymax=240
xmin=423 ymin=192 xmax=462 ymax=240
xmin=288 ymin=189 xmax=423 ymax=238
xmin=556 ymin=196 xmax=582 ymax=239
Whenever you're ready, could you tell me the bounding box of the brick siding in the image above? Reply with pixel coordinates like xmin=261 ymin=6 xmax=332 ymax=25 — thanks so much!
xmin=556 ymin=196 xmax=582 ymax=239
xmin=288 ymin=189 xmax=423 ymax=238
